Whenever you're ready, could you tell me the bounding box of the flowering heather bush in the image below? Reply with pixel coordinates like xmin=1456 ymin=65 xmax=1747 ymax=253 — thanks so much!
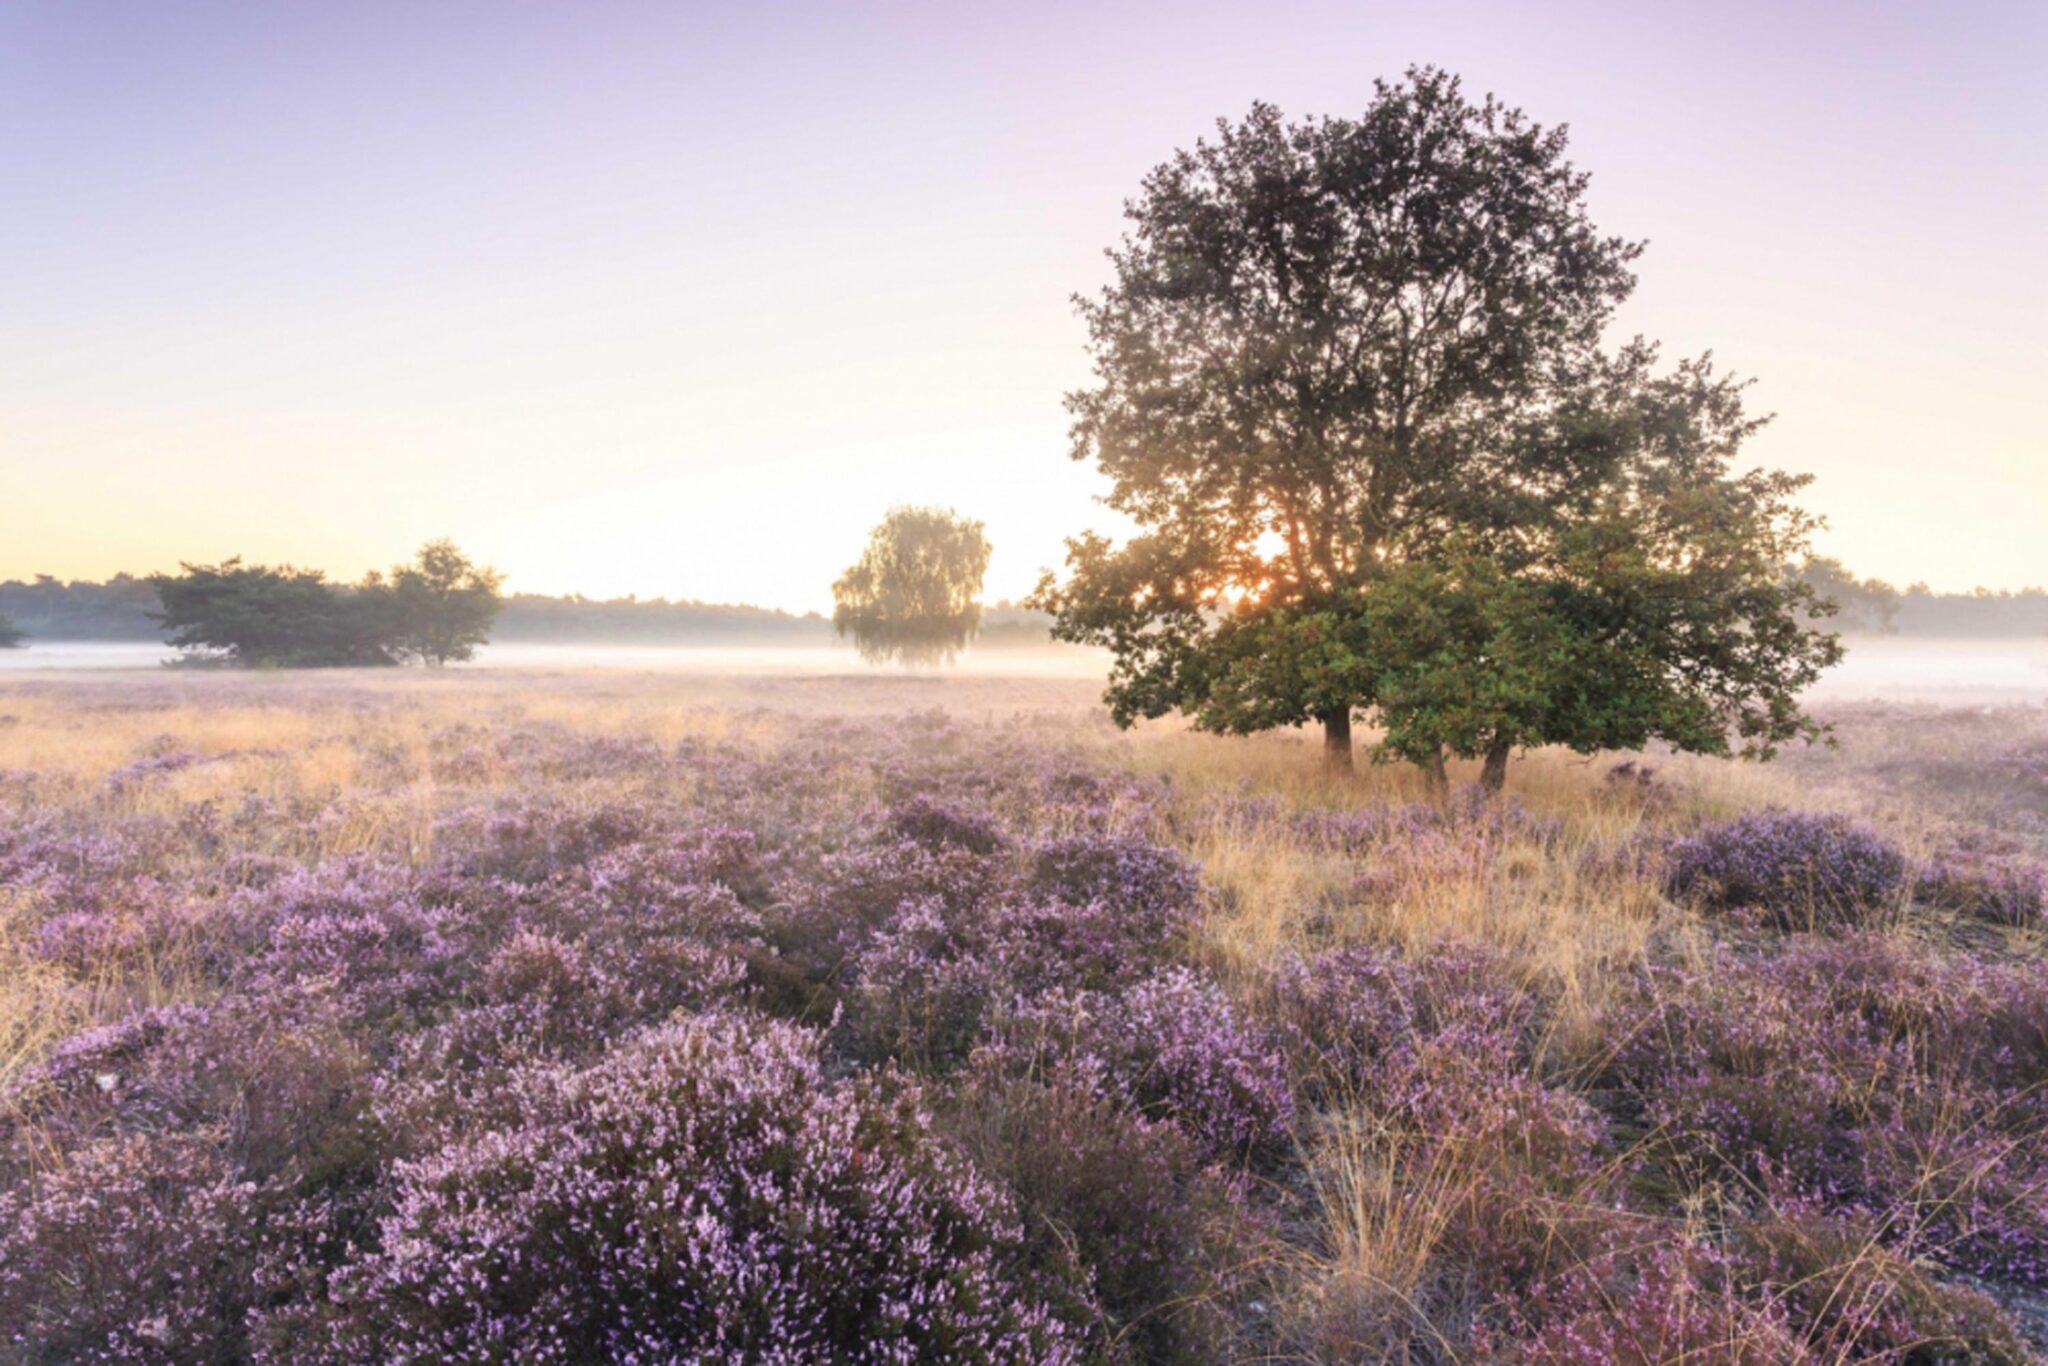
xmin=852 ymin=889 xmax=1205 ymax=1068
xmin=1917 ymin=834 xmax=2048 ymax=927
xmin=1027 ymin=831 xmax=1205 ymax=933
xmin=227 ymin=859 xmax=474 ymax=1031
xmin=2 ymin=991 xmax=371 ymax=1188
xmin=889 ymin=791 xmax=1007 ymax=856
xmin=1738 ymin=1211 xmax=2032 ymax=1363
xmin=773 ymin=835 xmax=1005 ymax=979
xmin=431 ymin=793 xmax=655 ymax=883
xmin=1270 ymin=943 xmax=1614 ymax=1295
xmin=843 ymin=829 xmax=1203 ymax=1066
xmin=1665 ymin=808 xmax=1910 ymax=927
xmin=1503 ymin=1239 xmax=1802 ymax=1364
xmin=973 ymin=968 xmax=1295 ymax=1170
xmin=1602 ymin=934 xmax=2048 ymax=1287
xmin=943 ymin=1068 xmax=1264 ymax=1362
xmin=0 ymin=1133 xmax=261 ymax=1362
xmin=289 ymin=1012 xmax=1087 ymax=1363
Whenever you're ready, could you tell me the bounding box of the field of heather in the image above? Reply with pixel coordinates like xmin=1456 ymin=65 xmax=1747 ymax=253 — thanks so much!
xmin=2 ymin=670 xmax=2045 ymax=1363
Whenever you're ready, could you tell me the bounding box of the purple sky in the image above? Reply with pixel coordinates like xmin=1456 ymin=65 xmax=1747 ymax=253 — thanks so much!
xmin=4 ymin=1 xmax=2043 ymax=607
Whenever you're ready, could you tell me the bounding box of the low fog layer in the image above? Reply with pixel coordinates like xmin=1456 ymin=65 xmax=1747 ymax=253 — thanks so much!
xmin=7 ymin=636 xmax=2046 ymax=706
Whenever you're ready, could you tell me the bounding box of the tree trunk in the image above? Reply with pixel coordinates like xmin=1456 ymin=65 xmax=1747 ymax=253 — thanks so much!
xmin=1480 ymin=735 xmax=1512 ymax=795
xmin=1421 ymin=746 xmax=1449 ymax=801
xmin=1321 ymin=708 xmax=1353 ymax=774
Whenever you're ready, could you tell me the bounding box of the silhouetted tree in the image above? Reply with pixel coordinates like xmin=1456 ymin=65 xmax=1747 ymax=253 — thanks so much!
xmin=1032 ymin=69 xmax=1841 ymax=789
xmin=148 ymin=559 xmax=396 ymax=667
xmin=0 ymin=613 xmax=23 ymax=649
xmin=833 ymin=507 xmax=991 ymax=666
xmin=389 ymin=539 xmax=505 ymax=665
xmin=1797 ymin=556 xmax=1899 ymax=633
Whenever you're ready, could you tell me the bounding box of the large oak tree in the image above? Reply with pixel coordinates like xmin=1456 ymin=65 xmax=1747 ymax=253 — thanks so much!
xmin=1033 ymin=68 xmax=1840 ymax=788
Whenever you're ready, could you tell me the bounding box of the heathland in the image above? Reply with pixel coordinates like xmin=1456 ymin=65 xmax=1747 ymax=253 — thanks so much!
xmin=2 ymin=665 xmax=2044 ymax=1361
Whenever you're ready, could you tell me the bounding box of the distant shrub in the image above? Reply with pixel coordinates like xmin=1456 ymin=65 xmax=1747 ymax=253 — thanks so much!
xmin=1665 ymin=809 xmax=1908 ymax=927
xmin=1917 ymin=837 xmax=2048 ymax=926
xmin=889 ymin=792 xmax=1007 ymax=855
xmin=432 ymin=794 xmax=654 ymax=883
xmin=294 ymin=1012 xmax=1085 ymax=1362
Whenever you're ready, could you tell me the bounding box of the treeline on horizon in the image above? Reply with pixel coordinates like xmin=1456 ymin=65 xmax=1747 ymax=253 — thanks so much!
xmin=0 ymin=572 xmax=1057 ymax=647
xmin=0 ymin=557 xmax=2042 ymax=648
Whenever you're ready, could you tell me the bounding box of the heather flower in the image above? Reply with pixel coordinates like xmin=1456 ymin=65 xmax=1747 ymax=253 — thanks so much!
xmin=0 ymin=1134 xmax=261 ymax=1362
xmin=1027 ymin=831 xmax=1205 ymax=933
xmin=292 ymin=1012 xmax=1088 ymax=1362
xmin=1916 ymin=836 xmax=2048 ymax=926
xmin=1665 ymin=809 xmax=1909 ymax=927
xmin=988 ymin=969 xmax=1295 ymax=1164
xmin=944 ymin=1068 xmax=1265 ymax=1361
xmin=1600 ymin=935 xmax=2048 ymax=1286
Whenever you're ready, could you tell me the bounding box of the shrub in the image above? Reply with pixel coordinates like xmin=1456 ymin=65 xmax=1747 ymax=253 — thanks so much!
xmin=984 ymin=969 xmax=1295 ymax=1165
xmin=1740 ymin=1211 xmax=2030 ymax=1364
xmin=1665 ymin=809 xmax=1909 ymax=927
xmin=944 ymin=1069 xmax=1263 ymax=1362
xmin=1601 ymin=935 xmax=2048 ymax=1286
xmin=889 ymin=792 xmax=1007 ymax=856
xmin=1916 ymin=837 xmax=2048 ymax=927
xmin=1272 ymin=944 xmax=1612 ymax=1298
xmin=0 ymin=1133 xmax=260 ymax=1361
xmin=3 ymin=992 xmax=370 ymax=1190
xmin=291 ymin=1012 xmax=1087 ymax=1362
xmin=848 ymin=836 xmax=1202 ymax=1068
xmin=1503 ymin=1239 xmax=1801 ymax=1364
xmin=1106 ymin=968 xmax=1296 ymax=1162
xmin=1027 ymin=832 xmax=1204 ymax=933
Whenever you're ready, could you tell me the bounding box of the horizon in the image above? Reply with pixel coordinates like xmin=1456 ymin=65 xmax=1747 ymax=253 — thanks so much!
xmin=5 ymin=1 xmax=2044 ymax=612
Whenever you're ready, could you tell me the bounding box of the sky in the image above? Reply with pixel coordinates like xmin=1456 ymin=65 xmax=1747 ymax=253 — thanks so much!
xmin=4 ymin=0 xmax=2044 ymax=610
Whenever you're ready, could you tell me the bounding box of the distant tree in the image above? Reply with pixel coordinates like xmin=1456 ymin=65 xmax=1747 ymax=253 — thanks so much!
xmin=0 ymin=612 xmax=23 ymax=649
xmin=833 ymin=507 xmax=991 ymax=666
xmin=148 ymin=559 xmax=396 ymax=667
xmin=388 ymin=539 xmax=505 ymax=665
xmin=1797 ymin=556 xmax=1900 ymax=633
xmin=1032 ymin=69 xmax=1841 ymax=790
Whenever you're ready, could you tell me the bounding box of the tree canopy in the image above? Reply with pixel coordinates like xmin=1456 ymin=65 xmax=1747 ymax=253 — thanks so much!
xmin=0 ymin=612 xmax=23 ymax=649
xmin=1032 ymin=68 xmax=1841 ymax=789
xmin=833 ymin=507 xmax=992 ymax=666
xmin=386 ymin=539 xmax=505 ymax=665
xmin=149 ymin=541 xmax=503 ymax=668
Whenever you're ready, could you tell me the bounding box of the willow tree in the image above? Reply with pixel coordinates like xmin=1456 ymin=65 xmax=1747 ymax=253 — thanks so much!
xmin=833 ymin=507 xmax=992 ymax=666
xmin=1033 ymin=69 xmax=1839 ymax=786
